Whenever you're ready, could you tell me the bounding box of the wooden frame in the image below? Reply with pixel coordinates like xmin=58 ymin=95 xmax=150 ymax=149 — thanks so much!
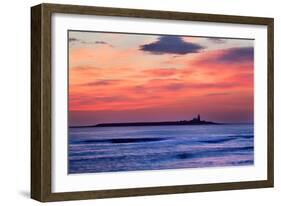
xmin=31 ymin=3 xmax=274 ymax=202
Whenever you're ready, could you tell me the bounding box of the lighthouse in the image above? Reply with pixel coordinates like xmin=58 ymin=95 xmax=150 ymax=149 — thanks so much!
xmin=197 ymin=114 xmax=201 ymax=121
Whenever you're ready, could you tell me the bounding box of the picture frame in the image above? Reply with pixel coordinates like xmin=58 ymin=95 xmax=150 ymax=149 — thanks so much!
xmin=31 ymin=3 xmax=274 ymax=202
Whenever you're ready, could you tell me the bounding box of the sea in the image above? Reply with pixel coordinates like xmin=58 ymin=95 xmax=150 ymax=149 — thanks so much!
xmin=68 ymin=124 xmax=254 ymax=174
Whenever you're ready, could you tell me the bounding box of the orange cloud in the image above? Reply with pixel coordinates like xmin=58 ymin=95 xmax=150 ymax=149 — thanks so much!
xmin=143 ymin=68 xmax=178 ymax=77
xmin=68 ymin=35 xmax=254 ymax=125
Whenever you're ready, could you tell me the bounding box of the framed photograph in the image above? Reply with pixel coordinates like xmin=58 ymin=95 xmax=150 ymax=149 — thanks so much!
xmin=31 ymin=3 xmax=274 ymax=202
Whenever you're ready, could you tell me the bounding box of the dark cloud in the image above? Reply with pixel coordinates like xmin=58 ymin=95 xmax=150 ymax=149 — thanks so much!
xmin=216 ymin=47 xmax=254 ymax=63
xmin=94 ymin=40 xmax=113 ymax=47
xmin=69 ymin=38 xmax=79 ymax=42
xmin=140 ymin=36 xmax=204 ymax=55
xmin=95 ymin=41 xmax=108 ymax=44
xmin=68 ymin=38 xmax=112 ymax=47
xmin=208 ymin=38 xmax=226 ymax=44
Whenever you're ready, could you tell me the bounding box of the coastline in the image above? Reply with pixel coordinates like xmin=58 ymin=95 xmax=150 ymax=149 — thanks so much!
xmin=70 ymin=121 xmax=221 ymax=128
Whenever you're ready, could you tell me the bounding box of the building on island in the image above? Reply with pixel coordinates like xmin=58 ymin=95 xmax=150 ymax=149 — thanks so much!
xmin=191 ymin=114 xmax=201 ymax=123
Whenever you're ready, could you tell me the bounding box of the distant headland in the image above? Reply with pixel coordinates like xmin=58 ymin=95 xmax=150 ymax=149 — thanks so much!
xmin=70 ymin=114 xmax=221 ymax=128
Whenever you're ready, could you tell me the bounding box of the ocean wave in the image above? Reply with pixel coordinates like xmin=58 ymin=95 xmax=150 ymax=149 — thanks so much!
xmin=73 ymin=137 xmax=167 ymax=144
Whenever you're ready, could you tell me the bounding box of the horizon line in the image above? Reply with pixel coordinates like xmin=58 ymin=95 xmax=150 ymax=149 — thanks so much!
xmin=69 ymin=120 xmax=253 ymax=128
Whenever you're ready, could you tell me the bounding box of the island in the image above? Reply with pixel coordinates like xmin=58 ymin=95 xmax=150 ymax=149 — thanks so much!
xmin=70 ymin=114 xmax=220 ymax=128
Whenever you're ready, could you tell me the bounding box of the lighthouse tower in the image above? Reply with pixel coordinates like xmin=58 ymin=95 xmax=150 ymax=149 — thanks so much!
xmin=197 ymin=114 xmax=201 ymax=121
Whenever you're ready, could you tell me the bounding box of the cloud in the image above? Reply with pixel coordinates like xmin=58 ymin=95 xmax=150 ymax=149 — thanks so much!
xmin=208 ymin=38 xmax=226 ymax=44
xmin=95 ymin=41 xmax=108 ymax=44
xmin=69 ymin=38 xmax=112 ymax=47
xmin=85 ymin=79 xmax=121 ymax=86
xmin=130 ymin=78 xmax=185 ymax=93
xmin=140 ymin=36 xmax=204 ymax=55
xmin=143 ymin=68 xmax=178 ymax=77
xmin=194 ymin=47 xmax=254 ymax=66
xmin=205 ymin=92 xmax=230 ymax=96
xmin=71 ymin=65 xmax=97 ymax=70
xmin=188 ymin=82 xmax=236 ymax=89
xmin=215 ymin=47 xmax=254 ymax=63
xmin=164 ymin=83 xmax=186 ymax=91
xmin=72 ymin=95 xmax=129 ymax=106
xmin=94 ymin=40 xmax=113 ymax=47
xmin=69 ymin=38 xmax=79 ymax=42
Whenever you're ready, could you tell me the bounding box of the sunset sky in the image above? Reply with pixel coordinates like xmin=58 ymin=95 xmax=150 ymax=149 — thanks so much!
xmin=68 ymin=31 xmax=254 ymax=126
